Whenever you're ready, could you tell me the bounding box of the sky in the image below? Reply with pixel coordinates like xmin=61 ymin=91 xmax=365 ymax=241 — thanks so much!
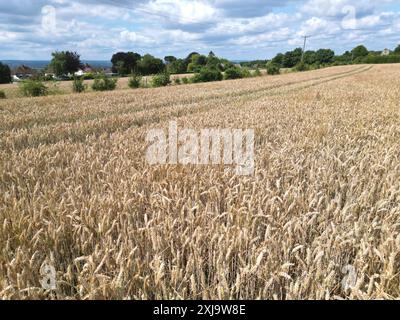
xmin=0 ymin=0 xmax=399 ymax=61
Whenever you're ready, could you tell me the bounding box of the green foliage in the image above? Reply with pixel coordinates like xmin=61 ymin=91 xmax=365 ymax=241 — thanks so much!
xmin=192 ymin=67 xmax=223 ymax=83
xmin=303 ymin=51 xmax=317 ymax=65
xmin=128 ymin=73 xmax=142 ymax=89
xmin=361 ymin=54 xmax=400 ymax=64
xmin=395 ymin=44 xmax=400 ymax=55
xmin=0 ymin=62 xmax=11 ymax=84
xmin=240 ymin=60 xmax=268 ymax=69
xmin=138 ymin=54 xmax=165 ymax=76
xmin=19 ymin=80 xmax=48 ymax=97
xmin=334 ymin=51 xmax=353 ymax=64
xmin=50 ymin=51 xmax=82 ymax=76
xmin=283 ymin=48 xmax=303 ymax=68
xmin=241 ymin=68 xmax=252 ymax=78
xmin=83 ymin=73 xmax=96 ymax=80
xmin=181 ymin=77 xmax=189 ymax=84
xmin=272 ymin=53 xmax=284 ymax=66
xmin=72 ymin=76 xmax=86 ymax=93
xmin=224 ymin=67 xmax=243 ymax=80
xmin=92 ymin=74 xmax=117 ymax=91
xmin=151 ymin=72 xmax=171 ymax=87
xmin=351 ymin=45 xmax=369 ymax=59
xmin=187 ymin=62 xmax=202 ymax=73
xmin=167 ymin=59 xmax=187 ymax=74
xmin=252 ymin=68 xmax=262 ymax=77
xmin=266 ymin=62 xmax=280 ymax=75
xmin=315 ymin=49 xmax=335 ymax=64
xmin=0 ymin=90 xmax=6 ymax=99
xmin=174 ymin=78 xmax=181 ymax=85
xmin=294 ymin=61 xmax=310 ymax=72
xmin=111 ymin=52 xmax=141 ymax=75
xmin=164 ymin=56 xmax=177 ymax=64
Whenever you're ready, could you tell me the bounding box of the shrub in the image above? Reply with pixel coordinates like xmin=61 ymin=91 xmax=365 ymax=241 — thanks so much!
xmin=266 ymin=63 xmax=280 ymax=75
xmin=151 ymin=73 xmax=171 ymax=87
xmin=19 ymin=80 xmax=48 ymax=97
xmin=224 ymin=67 xmax=243 ymax=80
xmin=0 ymin=62 xmax=11 ymax=84
xmin=294 ymin=62 xmax=310 ymax=72
xmin=253 ymin=68 xmax=262 ymax=77
xmin=128 ymin=73 xmax=142 ymax=89
xmin=0 ymin=90 xmax=5 ymax=99
xmin=192 ymin=67 xmax=223 ymax=83
xmin=83 ymin=73 xmax=95 ymax=80
xmin=92 ymin=75 xmax=117 ymax=91
xmin=181 ymin=77 xmax=189 ymax=84
xmin=174 ymin=78 xmax=181 ymax=85
xmin=72 ymin=76 xmax=87 ymax=93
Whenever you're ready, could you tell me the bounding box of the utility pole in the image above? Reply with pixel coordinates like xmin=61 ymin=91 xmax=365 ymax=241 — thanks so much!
xmin=301 ymin=35 xmax=310 ymax=63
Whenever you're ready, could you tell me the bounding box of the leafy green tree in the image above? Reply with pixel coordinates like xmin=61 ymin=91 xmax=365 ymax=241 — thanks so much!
xmin=394 ymin=44 xmax=400 ymax=55
xmin=192 ymin=67 xmax=223 ymax=83
xmin=128 ymin=73 xmax=142 ymax=89
xmin=50 ymin=51 xmax=82 ymax=76
xmin=92 ymin=74 xmax=117 ymax=91
xmin=282 ymin=48 xmax=303 ymax=68
xmin=151 ymin=72 xmax=171 ymax=87
xmin=138 ymin=54 xmax=165 ymax=75
xmin=224 ymin=67 xmax=243 ymax=80
xmin=164 ymin=56 xmax=177 ymax=64
xmin=315 ymin=49 xmax=335 ymax=64
xmin=72 ymin=76 xmax=87 ymax=93
xmin=303 ymin=51 xmax=317 ymax=65
xmin=111 ymin=52 xmax=141 ymax=75
xmin=351 ymin=45 xmax=369 ymax=59
xmin=266 ymin=62 xmax=280 ymax=75
xmin=185 ymin=52 xmax=200 ymax=64
xmin=167 ymin=59 xmax=187 ymax=74
xmin=192 ymin=54 xmax=207 ymax=66
xmin=19 ymin=80 xmax=48 ymax=97
xmin=272 ymin=53 xmax=284 ymax=66
xmin=0 ymin=62 xmax=11 ymax=84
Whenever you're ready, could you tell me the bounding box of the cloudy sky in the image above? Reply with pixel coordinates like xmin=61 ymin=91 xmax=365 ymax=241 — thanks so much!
xmin=0 ymin=0 xmax=399 ymax=60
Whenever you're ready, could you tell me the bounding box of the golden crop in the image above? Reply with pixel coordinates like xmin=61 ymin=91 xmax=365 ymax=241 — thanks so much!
xmin=0 ymin=64 xmax=399 ymax=299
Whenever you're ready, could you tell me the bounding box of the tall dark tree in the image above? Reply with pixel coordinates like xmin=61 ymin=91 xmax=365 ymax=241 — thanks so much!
xmin=0 ymin=62 xmax=11 ymax=84
xmin=111 ymin=52 xmax=141 ymax=75
xmin=50 ymin=51 xmax=82 ymax=76
xmin=164 ymin=56 xmax=177 ymax=64
xmin=282 ymin=48 xmax=303 ymax=68
xmin=167 ymin=59 xmax=187 ymax=74
xmin=272 ymin=53 xmax=284 ymax=66
xmin=351 ymin=45 xmax=369 ymax=59
xmin=303 ymin=51 xmax=317 ymax=65
xmin=185 ymin=52 xmax=200 ymax=64
xmin=394 ymin=44 xmax=400 ymax=54
xmin=138 ymin=54 xmax=165 ymax=75
xmin=315 ymin=49 xmax=335 ymax=64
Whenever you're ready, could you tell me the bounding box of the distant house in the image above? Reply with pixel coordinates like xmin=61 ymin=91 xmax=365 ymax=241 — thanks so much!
xmin=381 ymin=49 xmax=391 ymax=56
xmin=12 ymin=75 xmax=21 ymax=82
xmin=74 ymin=64 xmax=93 ymax=77
xmin=13 ymin=65 xmax=35 ymax=79
xmin=74 ymin=69 xmax=85 ymax=76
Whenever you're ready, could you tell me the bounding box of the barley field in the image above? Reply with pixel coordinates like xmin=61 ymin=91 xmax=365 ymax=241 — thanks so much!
xmin=0 ymin=64 xmax=399 ymax=300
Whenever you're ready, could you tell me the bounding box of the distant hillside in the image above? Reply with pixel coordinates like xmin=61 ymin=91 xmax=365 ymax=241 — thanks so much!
xmin=0 ymin=60 xmax=112 ymax=70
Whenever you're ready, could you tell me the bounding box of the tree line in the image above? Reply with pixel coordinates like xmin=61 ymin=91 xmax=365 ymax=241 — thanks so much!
xmin=1 ymin=43 xmax=400 ymax=85
xmin=266 ymin=44 xmax=400 ymax=71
